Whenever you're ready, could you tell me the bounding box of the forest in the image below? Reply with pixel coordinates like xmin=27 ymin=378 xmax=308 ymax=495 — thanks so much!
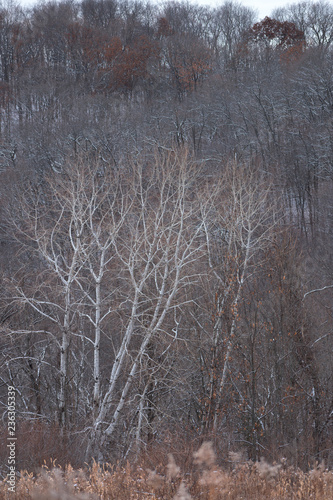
xmin=0 ymin=0 xmax=332 ymax=481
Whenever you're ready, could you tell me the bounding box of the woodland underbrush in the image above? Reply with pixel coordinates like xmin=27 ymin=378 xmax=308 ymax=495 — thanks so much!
xmin=1 ymin=442 xmax=332 ymax=499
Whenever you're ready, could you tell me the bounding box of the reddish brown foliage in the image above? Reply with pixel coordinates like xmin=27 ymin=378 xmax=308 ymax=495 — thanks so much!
xmin=157 ymin=16 xmax=173 ymax=38
xmin=111 ymin=35 xmax=159 ymax=92
xmin=248 ymin=17 xmax=305 ymax=50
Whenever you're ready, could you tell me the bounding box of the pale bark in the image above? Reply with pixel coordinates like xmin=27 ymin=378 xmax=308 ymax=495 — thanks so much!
xmin=201 ymin=163 xmax=275 ymax=433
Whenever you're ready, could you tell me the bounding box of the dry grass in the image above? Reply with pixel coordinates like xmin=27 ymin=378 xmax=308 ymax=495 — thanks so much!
xmin=1 ymin=443 xmax=333 ymax=499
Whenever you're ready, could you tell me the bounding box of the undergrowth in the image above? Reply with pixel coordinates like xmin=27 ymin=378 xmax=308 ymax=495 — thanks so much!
xmin=1 ymin=442 xmax=332 ymax=499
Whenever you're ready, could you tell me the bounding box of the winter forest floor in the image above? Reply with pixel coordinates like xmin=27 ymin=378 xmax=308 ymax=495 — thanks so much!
xmin=1 ymin=442 xmax=333 ymax=499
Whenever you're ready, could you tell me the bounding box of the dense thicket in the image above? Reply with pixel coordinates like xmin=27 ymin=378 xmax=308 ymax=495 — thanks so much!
xmin=0 ymin=0 xmax=332 ymax=472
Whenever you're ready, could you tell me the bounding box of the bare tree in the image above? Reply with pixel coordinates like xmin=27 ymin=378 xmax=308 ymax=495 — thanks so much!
xmin=85 ymin=148 xmax=209 ymax=460
xmin=8 ymin=166 xmax=92 ymax=427
xmin=211 ymin=1 xmax=256 ymax=66
xmin=199 ymin=162 xmax=277 ymax=433
xmin=7 ymin=147 xmax=210 ymax=460
xmin=273 ymin=1 xmax=333 ymax=50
